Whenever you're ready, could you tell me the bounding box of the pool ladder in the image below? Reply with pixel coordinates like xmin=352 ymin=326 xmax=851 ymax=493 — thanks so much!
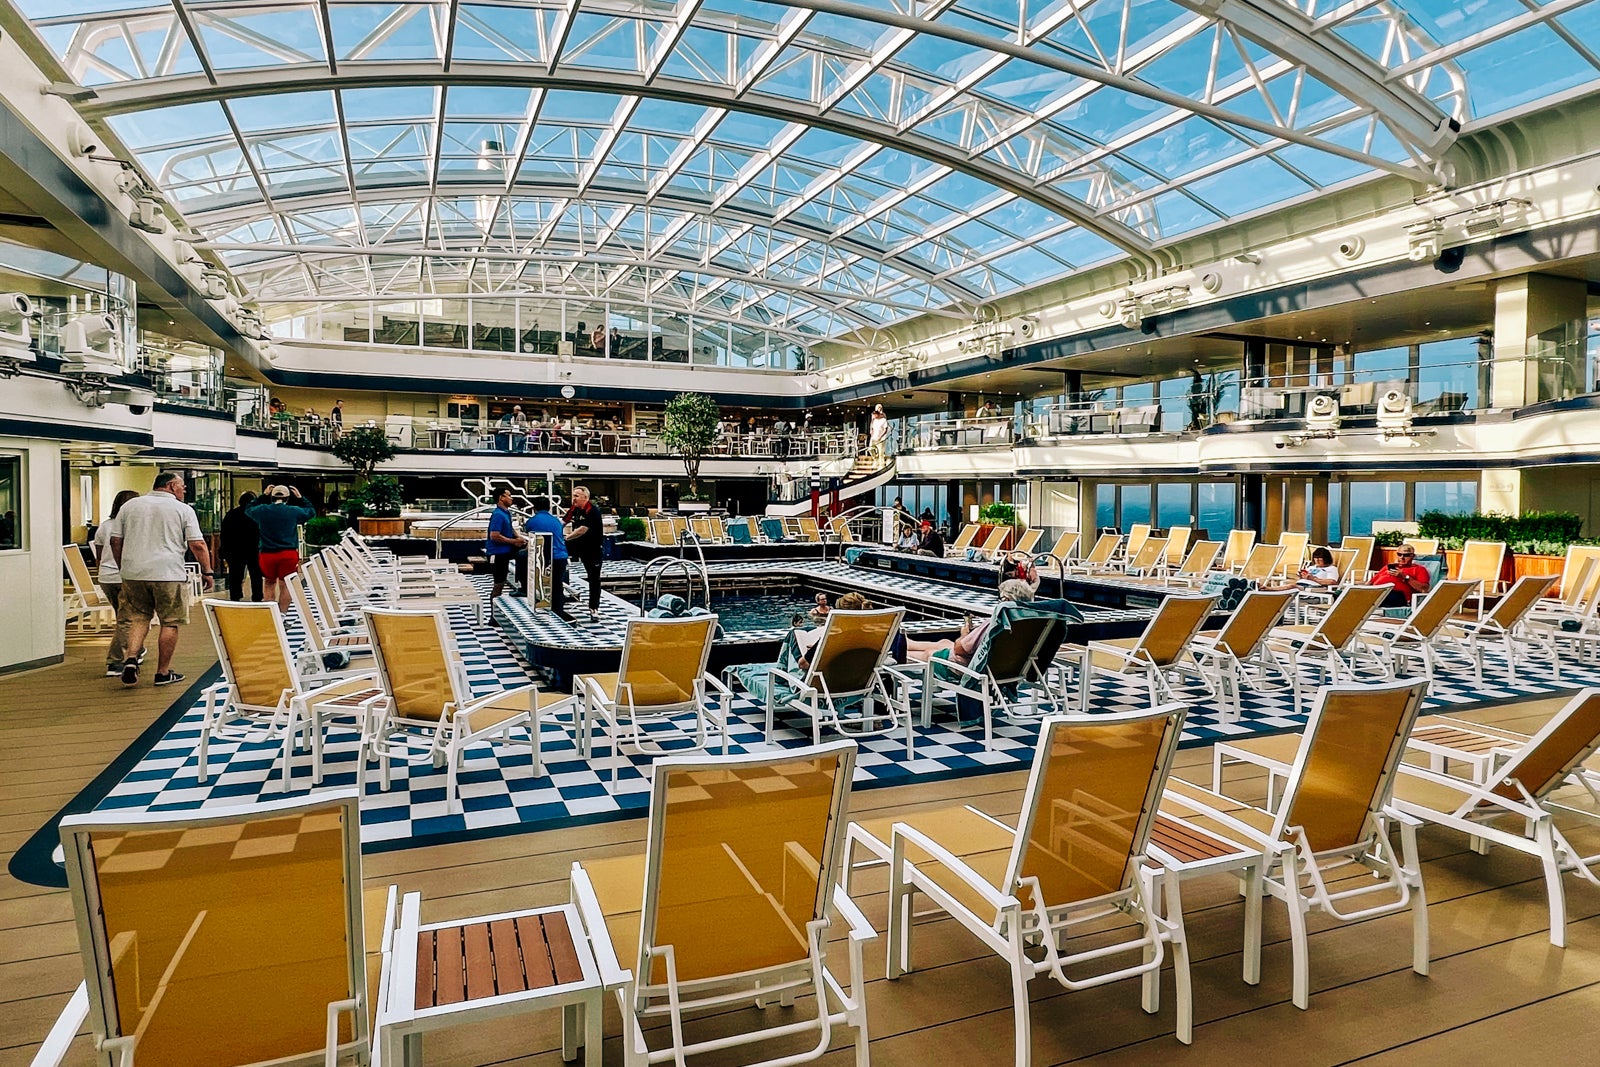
xmin=640 ymin=552 xmax=711 ymax=614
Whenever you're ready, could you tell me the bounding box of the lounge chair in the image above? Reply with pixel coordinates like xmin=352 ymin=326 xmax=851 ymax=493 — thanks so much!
xmin=1275 ymin=531 xmax=1309 ymax=577
xmin=1340 ymin=535 xmax=1377 ymax=581
xmin=1181 ymin=589 xmax=1296 ymax=713
xmin=363 ymin=607 xmax=574 ymax=810
xmin=34 ymin=791 xmax=375 ymax=1067
xmin=284 ymin=572 xmax=374 ymax=681
xmin=1238 ymin=543 xmax=1285 ymax=583
xmin=1073 ymin=594 xmax=1216 ymax=709
xmin=906 ymin=598 xmax=1083 ymax=749
xmin=1403 ymin=537 xmax=1440 ymax=555
xmin=830 ymin=516 xmax=856 ymax=543
xmin=1121 ymin=535 xmax=1169 ymax=576
xmin=1173 ymin=679 xmax=1431 ymax=1009
xmin=1165 ymin=540 xmax=1222 ymax=586
xmin=946 ymin=523 xmax=981 ymax=556
xmin=759 ymin=516 xmax=788 ymax=543
xmin=848 ymin=706 xmax=1195 ymax=1056
xmin=575 ymin=615 xmax=733 ymax=788
xmin=62 ymin=544 xmax=115 ymax=632
xmin=731 ymin=608 xmax=912 ymax=756
xmin=1265 ymin=584 xmax=1389 ymax=712
xmin=569 ymin=742 xmax=874 ymax=1067
xmin=1045 ymin=530 xmax=1080 ymax=564
xmin=728 ymin=517 xmax=756 ymax=545
xmin=1064 ymin=532 xmax=1122 ymax=574
xmin=199 ymin=600 xmax=385 ymax=789
xmin=1163 ymin=525 xmax=1192 ymax=567
xmin=1355 ymin=578 xmax=1478 ymax=681
xmin=1390 ymin=688 xmax=1600 ymax=947
xmin=1456 ymin=538 xmax=1508 ymax=598
xmin=1124 ymin=522 xmax=1152 ymax=561
xmin=1436 ymin=573 xmax=1560 ymax=682
xmin=1012 ymin=528 xmax=1042 ymax=556
xmin=688 ymin=515 xmax=721 ymax=543
xmin=1221 ymin=529 xmax=1256 ymax=572
xmin=975 ymin=525 xmax=1010 ymax=560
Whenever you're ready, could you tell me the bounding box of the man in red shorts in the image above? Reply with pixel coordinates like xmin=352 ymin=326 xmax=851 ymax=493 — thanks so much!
xmin=249 ymin=484 xmax=317 ymax=610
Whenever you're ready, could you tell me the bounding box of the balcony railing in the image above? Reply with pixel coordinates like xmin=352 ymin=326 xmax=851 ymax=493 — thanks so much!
xmin=897 ymin=415 xmax=1016 ymax=451
xmin=1236 ymin=363 xmax=1485 ymax=420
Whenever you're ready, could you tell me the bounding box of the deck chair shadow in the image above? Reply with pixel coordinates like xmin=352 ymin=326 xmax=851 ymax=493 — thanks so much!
xmin=1170 ymin=679 xmax=1430 ymax=1009
xmin=200 ymin=600 xmax=385 ymax=791
xmin=33 ymin=791 xmax=373 ymax=1067
xmin=363 ymin=607 xmax=574 ymax=811
xmin=569 ymin=742 xmax=874 ymax=1067
xmin=849 ymin=706 xmax=1195 ymax=1060
xmin=1391 ymin=688 xmax=1600 ymax=947
xmin=575 ymin=614 xmax=733 ymax=789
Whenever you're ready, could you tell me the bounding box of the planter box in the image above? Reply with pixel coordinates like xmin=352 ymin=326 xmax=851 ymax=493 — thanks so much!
xmin=1513 ymin=553 xmax=1564 ymax=583
xmin=358 ymin=516 xmax=407 ymax=536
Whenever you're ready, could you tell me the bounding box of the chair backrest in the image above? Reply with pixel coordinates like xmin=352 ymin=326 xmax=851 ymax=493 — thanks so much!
xmin=62 ymin=545 xmax=104 ymax=602
xmin=1240 ymin=543 xmax=1286 ymax=582
xmin=1340 ymin=535 xmax=1376 ymax=578
xmin=1403 ymin=537 xmax=1440 ymax=556
xmin=804 ymin=608 xmax=903 ymax=697
xmin=1049 ymin=531 xmax=1080 ymax=561
xmin=59 ymin=791 xmax=366 ymax=1067
xmin=205 ymin=600 xmax=298 ymax=710
xmin=690 ymin=516 xmax=717 ymax=541
xmin=1164 ymin=526 xmax=1191 ymax=565
xmin=284 ymin=573 xmax=329 ymax=652
xmin=670 ymin=516 xmax=691 ymax=544
xmin=728 ymin=520 xmax=754 ymax=545
xmin=1212 ymin=589 xmax=1297 ymax=657
xmin=1014 ymin=528 xmax=1042 ymax=555
xmin=1485 ymin=574 xmax=1560 ymax=629
xmin=1558 ymin=551 xmax=1600 ymax=608
xmin=617 ymin=615 xmax=717 ymax=710
xmin=1402 ymin=579 xmax=1478 ymax=639
xmin=1176 ymin=540 xmax=1222 ymax=577
xmin=1275 ymin=680 xmax=1427 ymax=854
xmin=1276 ymin=531 xmax=1310 ymax=574
xmin=1222 ymin=529 xmax=1256 ymax=570
xmin=1126 ymin=536 xmax=1168 ymax=572
xmin=1457 ymin=540 xmax=1507 ymax=584
xmin=797 ymin=516 xmax=821 ymax=542
xmin=1311 ymin=585 xmax=1389 ymax=648
xmin=830 ymin=517 xmax=854 ymax=542
xmin=1083 ymin=532 xmax=1121 ymax=566
xmin=1125 ymin=523 xmax=1152 ymax=558
xmin=1491 ymin=688 xmax=1600 ymax=802
xmin=978 ymin=526 xmax=1009 ymax=555
xmin=709 ymin=516 xmax=728 ymax=541
xmin=972 ymin=602 xmax=1082 ymax=684
xmin=638 ymin=742 xmax=855 ymax=984
xmin=363 ymin=608 xmax=463 ymax=723
xmin=1327 ymin=547 xmax=1360 ymax=586
xmin=950 ymin=524 xmax=980 ymax=551
xmin=305 ymin=556 xmax=348 ymax=616
xmin=1007 ymin=707 xmax=1186 ymax=909
xmin=759 ymin=517 xmax=787 ymax=542
xmin=1134 ymin=595 xmax=1217 ymax=666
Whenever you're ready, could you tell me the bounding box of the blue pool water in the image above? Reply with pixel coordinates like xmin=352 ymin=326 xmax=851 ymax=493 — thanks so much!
xmin=703 ymin=593 xmax=821 ymax=631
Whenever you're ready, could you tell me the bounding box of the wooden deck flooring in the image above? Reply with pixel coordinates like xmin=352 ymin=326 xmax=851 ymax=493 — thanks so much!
xmin=4 ymin=636 xmax=1600 ymax=1066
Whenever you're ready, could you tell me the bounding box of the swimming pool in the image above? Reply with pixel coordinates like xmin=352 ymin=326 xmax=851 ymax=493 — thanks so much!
xmin=701 ymin=592 xmax=822 ymax=631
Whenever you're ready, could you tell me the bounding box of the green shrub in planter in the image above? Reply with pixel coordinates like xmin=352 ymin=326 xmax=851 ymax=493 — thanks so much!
xmin=1416 ymin=510 xmax=1586 ymax=552
xmin=1374 ymin=530 xmax=1406 ymax=548
xmin=305 ymin=514 xmax=347 ymax=547
xmin=617 ymin=516 xmax=646 ymax=541
xmin=979 ymin=502 xmax=1017 ymax=526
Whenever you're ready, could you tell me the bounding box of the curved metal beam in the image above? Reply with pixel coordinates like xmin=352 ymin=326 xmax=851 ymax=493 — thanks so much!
xmin=79 ymin=63 xmax=1168 ymax=273
xmin=185 ymin=183 xmax=990 ymax=304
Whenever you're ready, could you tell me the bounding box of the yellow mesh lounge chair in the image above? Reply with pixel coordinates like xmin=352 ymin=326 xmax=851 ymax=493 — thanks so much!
xmin=1391 ymin=688 xmax=1600 ymax=948
xmin=363 ymin=608 xmax=572 ymax=811
xmin=1356 ymin=578 xmax=1478 ymax=681
xmin=976 ymin=525 xmax=1011 ymax=560
xmin=1175 ymin=679 xmax=1431 ymax=1009
xmin=1340 ymin=535 xmax=1377 ymax=581
xmin=649 ymin=517 xmax=676 ymax=545
xmin=62 ymin=544 xmax=115 ymax=632
xmin=569 ymin=742 xmax=873 ymax=1067
xmin=1013 ymin=528 xmax=1042 ymax=556
xmin=1121 ymin=536 xmax=1169 ymax=577
xmin=1076 ymin=595 xmax=1217 ymax=709
xmin=284 ymin=572 xmax=374 ymax=682
xmin=575 ymin=615 xmax=732 ymax=789
xmin=1181 ymin=589 xmax=1297 ymax=713
xmin=1166 ymin=540 xmax=1222 ymax=587
xmin=35 ymin=791 xmax=371 ymax=1067
xmin=201 ymin=600 xmax=385 ymax=790
xmin=1436 ymin=573 xmax=1560 ymax=683
xmin=1276 ymin=531 xmax=1310 ymax=576
xmin=749 ymin=608 xmax=912 ymax=755
xmin=1266 ymin=584 xmax=1390 ymax=712
xmin=830 ymin=516 xmax=856 ymax=543
xmin=1047 ymin=530 xmax=1080 ymax=563
xmin=1403 ymin=537 xmax=1440 ymax=555
xmin=1065 ymin=532 xmax=1122 ymax=574
xmin=1124 ymin=522 xmax=1152 ymax=561
xmin=947 ymin=523 xmax=981 ymax=556
xmin=1160 ymin=525 xmax=1191 ymax=566
xmin=859 ymin=707 xmax=1195 ymax=1057
xmin=1456 ymin=538 xmax=1508 ymax=598
xmin=1222 ymin=529 xmax=1256 ymax=572
xmin=1328 ymin=546 xmax=1361 ymax=585
xmin=688 ymin=516 xmax=719 ymax=543
xmin=797 ymin=516 xmax=825 ymax=542
xmin=1236 ymin=543 xmax=1283 ymax=583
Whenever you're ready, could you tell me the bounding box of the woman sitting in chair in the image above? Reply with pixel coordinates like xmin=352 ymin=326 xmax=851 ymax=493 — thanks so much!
xmin=1264 ymin=546 xmax=1341 ymax=591
xmin=905 ymin=579 xmax=1035 ymax=668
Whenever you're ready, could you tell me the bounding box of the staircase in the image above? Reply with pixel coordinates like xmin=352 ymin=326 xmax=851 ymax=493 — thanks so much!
xmin=765 ymin=453 xmax=897 ymax=517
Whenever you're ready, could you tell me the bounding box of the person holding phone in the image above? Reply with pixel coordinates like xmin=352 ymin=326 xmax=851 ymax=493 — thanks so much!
xmin=1371 ymin=545 xmax=1430 ymax=607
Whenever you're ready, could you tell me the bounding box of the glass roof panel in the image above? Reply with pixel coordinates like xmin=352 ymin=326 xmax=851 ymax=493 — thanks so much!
xmin=1451 ymin=24 xmax=1600 ymax=116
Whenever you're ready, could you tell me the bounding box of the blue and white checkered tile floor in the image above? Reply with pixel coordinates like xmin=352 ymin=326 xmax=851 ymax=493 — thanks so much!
xmin=91 ymin=577 xmax=1600 ymax=853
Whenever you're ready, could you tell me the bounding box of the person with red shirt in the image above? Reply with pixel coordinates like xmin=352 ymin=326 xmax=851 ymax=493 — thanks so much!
xmin=1372 ymin=545 xmax=1430 ymax=607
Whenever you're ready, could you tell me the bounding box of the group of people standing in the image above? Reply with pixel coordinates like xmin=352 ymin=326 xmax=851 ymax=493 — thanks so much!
xmin=486 ymin=486 xmax=605 ymax=623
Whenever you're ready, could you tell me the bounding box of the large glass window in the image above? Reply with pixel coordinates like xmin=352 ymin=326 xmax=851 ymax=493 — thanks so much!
xmin=1119 ymin=485 xmax=1151 ymax=531
xmin=1327 ymin=479 xmax=1342 ymax=540
xmin=1415 ymin=480 xmax=1478 ymax=515
xmin=1198 ymin=481 xmax=1236 ymax=539
xmin=1418 ymin=337 xmax=1480 ymax=411
xmin=1095 ymin=484 xmax=1115 ymax=529
xmin=1346 ymin=481 xmax=1406 ymax=535
xmin=0 ymin=454 xmax=22 ymax=550
xmin=1156 ymin=484 xmax=1192 ymax=529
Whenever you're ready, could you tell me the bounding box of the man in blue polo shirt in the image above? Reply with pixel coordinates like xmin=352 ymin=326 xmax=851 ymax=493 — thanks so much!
xmin=485 ymin=487 xmax=525 ymax=601
xmin=523 ymin=496 xmax=572 ymax=622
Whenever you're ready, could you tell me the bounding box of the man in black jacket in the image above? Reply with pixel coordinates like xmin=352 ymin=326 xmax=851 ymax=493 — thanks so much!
xmin=220 ymin=491 xmax=263 ymax=601
xmin=564 ymin=485 xmax=605 ymax=621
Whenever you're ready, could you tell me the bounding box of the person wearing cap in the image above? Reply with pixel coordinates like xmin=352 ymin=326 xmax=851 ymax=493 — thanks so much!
xmin=917 ymin=518 xmax=945 ymax=557
xmin=248 ymin=484 xmax=317 ymax=610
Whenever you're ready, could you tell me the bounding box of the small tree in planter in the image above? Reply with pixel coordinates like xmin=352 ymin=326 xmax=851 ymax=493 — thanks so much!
xmin=347 ymin=474 xmax=405 ymax=536
xmin=660 ymin=392 xmax=720 ymax=498
xmin=304 ymin=514 xmax=347 ymax=547
xmin=330 ymin=425 xmax=397 ymax=482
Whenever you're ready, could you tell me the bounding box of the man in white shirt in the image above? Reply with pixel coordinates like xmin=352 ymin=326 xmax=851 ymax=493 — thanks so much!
xmin=111 ymin=471 xmax=213 ymax=687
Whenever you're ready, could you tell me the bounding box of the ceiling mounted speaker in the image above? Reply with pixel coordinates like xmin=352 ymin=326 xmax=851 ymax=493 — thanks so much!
xmin=1337 ymin=236 xmax=1365 ymax=260
xmin=1199 ymin=272 xmax=1222 ymax=293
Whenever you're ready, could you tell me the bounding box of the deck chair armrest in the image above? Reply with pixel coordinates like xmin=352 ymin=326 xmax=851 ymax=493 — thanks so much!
xmin=930 ymin=657 xmax=987 ymax=684
xmin=830 ymin=884 xmax=878 ymax=943
xmin=768 ymin=666 xmax=807 ymax=690
xmin=301 ymin=671 xmax=382 ymax=698
xmin=1393 ymin=765 xmax=1543 ymax=819
xmin=29 ymin=983 xmax=88 ymax=1067
xmin=700 ymin=672 xmax=734 ymax=702
xmin=459 ymin=683 xmax=540 ymax=718
xmin=569 ymin=864 xmax=634 ymax=990
xmin=1161 ymin=786 xmax=1281 ymax=850
xmin=1383 ymin=806 xmax=1425 ymax=831
xmin=890 ymin=822 xmax=1017 ymax=914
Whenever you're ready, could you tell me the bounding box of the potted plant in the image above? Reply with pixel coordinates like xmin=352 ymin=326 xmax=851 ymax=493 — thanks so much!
xmin=304 ymin=514 xmax=347 ymax=547
xmin=349 ymin=474 xmax=406 ymax=536
xmin=979 ymin=501 xmax=1018 ymax=551
xmin=616 ymin=515 xmax=647 ymax=541
xmin=330 ymin=424 xmax=397 ymax=480
xmin=660 ymin=392 xmax=720 ymax=501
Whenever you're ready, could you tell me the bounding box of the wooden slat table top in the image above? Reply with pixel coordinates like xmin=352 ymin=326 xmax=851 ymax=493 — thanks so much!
xmin=415 ymin=909 xmax=587 ymax=1009
xmin=1150 ymin=814 xmax=1251 ymax=865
